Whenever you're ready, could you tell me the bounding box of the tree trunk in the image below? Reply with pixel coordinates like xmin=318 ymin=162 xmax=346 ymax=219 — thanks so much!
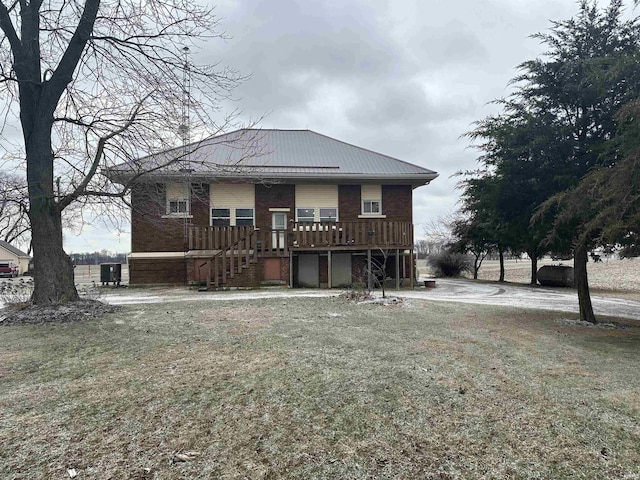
xmin=574 ymin=243 xmax=596 ymax=324
xmin=498 ymin=247 xmax=505 ymax=282
xmin=528 ymin=250 xmax=538 ymax=285
xmin=25 ymin=120 xmax=79 ymax=305
xmin=29 ymin=204 xmax=79 ymax=304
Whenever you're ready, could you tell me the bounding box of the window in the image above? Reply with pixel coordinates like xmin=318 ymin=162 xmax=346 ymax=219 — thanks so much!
xmin=211 ymin=208 xmax=254 ymax=226
xmin=212 ymin=208 xmax=230 ymax=226
xmin=362 ymin=200 xmax=381 ymax=215
xmin=319 ymin=208 xmax=337 ymax=222
xmin=361 ymin=184 xmax=382 ymax=216
xmin=169 ymin=199 xmax=189 ymax=214
xmin=236 ymin=208 xmax=254 ymax=226
xmin=166 ymin=183 xmax=190 ymax=215
xmin=296 ymin=207 xmax=339 ymax=222
xmin=297 ymin=208 xmax=315 ymax=223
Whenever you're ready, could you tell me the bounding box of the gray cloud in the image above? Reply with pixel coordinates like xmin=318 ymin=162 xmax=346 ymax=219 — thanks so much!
xmin=61 ymin=0 xmax=588 ymax=251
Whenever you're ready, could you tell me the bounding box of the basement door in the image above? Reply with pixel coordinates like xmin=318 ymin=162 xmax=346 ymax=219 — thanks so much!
xmin=331 ymin=253 xmax=352 ymax=287
xmin=297 ymin=254 xmax=319 ymax=288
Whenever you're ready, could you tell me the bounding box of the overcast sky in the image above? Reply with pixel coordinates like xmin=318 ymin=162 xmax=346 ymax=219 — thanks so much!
xmin=64 ymin=0 xmax=610 ymax=252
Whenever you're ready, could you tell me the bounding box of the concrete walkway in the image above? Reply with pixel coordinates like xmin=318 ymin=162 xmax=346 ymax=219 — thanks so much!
xmin=96 ymin=278 xmax=640 ymax=321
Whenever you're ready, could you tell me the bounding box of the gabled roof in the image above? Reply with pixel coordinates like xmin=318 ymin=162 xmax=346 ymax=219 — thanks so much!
xmin=110 ymin=129 xmax=438 ymax=187
xmin=0 ymin=240 xmax=30 ymax=258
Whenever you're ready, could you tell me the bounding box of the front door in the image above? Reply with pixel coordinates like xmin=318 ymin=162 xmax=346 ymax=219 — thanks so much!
xmin=272 ymin=212 xmax=287 ymax=249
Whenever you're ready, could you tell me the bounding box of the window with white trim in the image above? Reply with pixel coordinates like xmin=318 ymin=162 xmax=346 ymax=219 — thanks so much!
xmin=211 ymin=207 xmax=254 ymax=226
xmin=211 ymin=208 xmax=230 ymax=226
xmin=296 ymin=208 xmax=315 ymax=223
xmin=166 ymin=183 xmax=190 ymax=215
xmin=361 ymin=184 xmax=382 ymax=216
xmin=362 ymin=200 xmax=381 ymax=215
xmin=296 ymin=207 xmax=339 ymax=222
xmin=235 ymin=208 xmax=254 ymax=226
xmin=319 ymin=208 xmax=337 ymax=222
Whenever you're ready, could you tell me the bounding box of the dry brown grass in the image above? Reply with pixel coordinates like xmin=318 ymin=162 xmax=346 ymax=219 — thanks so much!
xmin=1 ymin=296 xmax=640 ymax=478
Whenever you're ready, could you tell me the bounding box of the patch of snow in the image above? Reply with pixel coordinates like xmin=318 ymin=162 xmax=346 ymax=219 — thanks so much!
xmin=556 ymin=318 xmax=621 ymax=329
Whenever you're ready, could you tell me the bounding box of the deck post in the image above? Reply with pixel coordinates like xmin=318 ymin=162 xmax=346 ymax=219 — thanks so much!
xmin=289 ymin=251 xmax=293 ymax=288
xmin=328 ymin=251 xmax=332 ymax=289
xmin=410 ymin=250 xmax=414 ymax=289
xmin=396 ymin=248 xmax=400 ymax=290
xmin=367 ymin=249 xmax=372 ymax=291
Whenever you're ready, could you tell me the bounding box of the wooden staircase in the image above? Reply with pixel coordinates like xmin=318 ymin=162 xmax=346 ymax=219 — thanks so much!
xmin=197 ymin=230 xmax=257 ymax=290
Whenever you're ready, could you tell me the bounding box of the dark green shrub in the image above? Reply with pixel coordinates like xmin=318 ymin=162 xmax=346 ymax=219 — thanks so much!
xmin=427 ymin=251 xmax=472 ymax=277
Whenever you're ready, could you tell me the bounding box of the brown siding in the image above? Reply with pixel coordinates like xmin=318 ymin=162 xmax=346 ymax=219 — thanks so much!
xmin=338 ymin=185 xmax=361 ymax=222
xmin=255 ymin=184 xmax=296 ymax=229
xmin=382 ymin=185 xmax=412 ymax=222
xmin=129 ymin=258 xmax=186 ymax=284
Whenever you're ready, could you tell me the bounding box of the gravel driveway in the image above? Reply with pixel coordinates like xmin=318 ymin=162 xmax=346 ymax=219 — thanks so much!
xmin=403 ymin=279 xmax=640 ymax=321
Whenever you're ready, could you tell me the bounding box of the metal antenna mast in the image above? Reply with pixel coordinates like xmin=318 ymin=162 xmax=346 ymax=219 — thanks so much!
xmin=180 ymin=47 xmax=191 ymax=248
xmin=180 ymin=46 xmax=191 ymax=162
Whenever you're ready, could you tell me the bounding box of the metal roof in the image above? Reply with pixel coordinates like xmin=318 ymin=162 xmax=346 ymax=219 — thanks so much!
xmin=0 ymin=240 xmax=30 ymax=258
xmin=110 ymin=129 xmax=438 ymax=187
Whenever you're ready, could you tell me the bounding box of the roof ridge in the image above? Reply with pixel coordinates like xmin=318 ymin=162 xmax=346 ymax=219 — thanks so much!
xmin=0 ymin=240 xmax=30 ymax=257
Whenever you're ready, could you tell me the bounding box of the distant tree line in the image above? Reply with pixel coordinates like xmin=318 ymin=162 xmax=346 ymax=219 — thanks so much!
xmin=70 ymin=251 xmax=128 ymax=265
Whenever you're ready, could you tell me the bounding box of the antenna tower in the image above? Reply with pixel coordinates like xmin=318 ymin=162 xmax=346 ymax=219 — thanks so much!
xmin=180 ymin=46 xmax=191 ymax=162
xmin=180 ymin=47 xmax=191 ymax=247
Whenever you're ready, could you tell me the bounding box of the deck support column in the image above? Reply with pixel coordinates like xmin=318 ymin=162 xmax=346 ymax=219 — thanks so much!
xmin=328 ymin=251 xmax=332 ymax=289
xmin=367 ymin=249 xmax=372 ymax=291
xmin=410 ymin=250 xmax=414 ymax=289
xmin=289 ymin=251 xmax=293 ymax=288
xmin=395 ymin=248 xmax=400 ymax=290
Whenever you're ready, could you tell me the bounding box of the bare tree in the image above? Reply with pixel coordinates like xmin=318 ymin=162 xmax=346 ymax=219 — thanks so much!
xmin=422 ymin=213 xmax=458 ymax=251
xmin=0 ymin=173 xmax=29 ymax=247
xmin=0 ymin=0 xmax=246 ymax=304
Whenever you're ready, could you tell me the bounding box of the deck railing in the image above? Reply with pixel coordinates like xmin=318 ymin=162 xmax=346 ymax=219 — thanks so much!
xmin=188 ymin=221 xmax=413 ymax=252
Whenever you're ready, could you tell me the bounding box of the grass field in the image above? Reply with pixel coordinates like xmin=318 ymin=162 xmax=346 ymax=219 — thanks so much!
xmin=1 ymin=295 xmax=639 ymax=478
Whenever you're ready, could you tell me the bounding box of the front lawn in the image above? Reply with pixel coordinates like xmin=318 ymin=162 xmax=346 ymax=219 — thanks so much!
xmin=1 ymin=296 xmax=639 ymax=478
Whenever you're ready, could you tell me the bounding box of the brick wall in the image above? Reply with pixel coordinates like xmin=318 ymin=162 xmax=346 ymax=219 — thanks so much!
xmin=129 ymin=258 xmax=187 ymax=284
xmin=280 ymin=256 xmax=290 ymax=284
xmin=131 ymin=182 xmax=210 ymax=253
xmin=255 ymin=184 xmax=295 ymax=229
xmin=338 ymin=185 xmax=361 ymax=221
xmin=382 ymin=185 xmax=412 ymax=222
xmin=191 ymin=183 xmax=210 ymax=226
xmin=218 ymin=262 xmax=260 ymax=288
xmin=319 ymin=255 xmax=328 ymax=285
xmin=186 ymin=256 xmax=260 ymax=288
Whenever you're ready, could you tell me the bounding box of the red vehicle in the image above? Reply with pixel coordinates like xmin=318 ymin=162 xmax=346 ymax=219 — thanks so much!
xmin=0 ymin=262 xmax=18 ymax=278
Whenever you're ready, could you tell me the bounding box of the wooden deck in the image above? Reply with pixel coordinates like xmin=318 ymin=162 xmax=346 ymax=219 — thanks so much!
xmin=187 ymin=221 xmax=414 ymax=254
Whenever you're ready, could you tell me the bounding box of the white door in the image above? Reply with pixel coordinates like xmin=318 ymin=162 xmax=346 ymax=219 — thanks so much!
xmin=272 ymin=213 xmax=287 ymax=249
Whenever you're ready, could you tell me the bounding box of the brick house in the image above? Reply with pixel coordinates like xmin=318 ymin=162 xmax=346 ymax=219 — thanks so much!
xmin=110 ymin=129 xmax=438 ymax=288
